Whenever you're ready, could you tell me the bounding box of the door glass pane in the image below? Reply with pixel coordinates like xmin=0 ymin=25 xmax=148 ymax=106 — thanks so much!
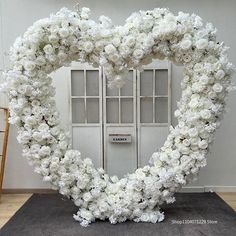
xmin=106 ymin=77 xmax=119 ymax=96
xmin=86 ymin=70 xmax=99 ymax=96
xmin=87 ymin=98 xmax=99 ymax=123
xmin=155 ymin=69 xmax=168 ymax=96
xmin=121 ymin=71 xmax=133 ymax=96
xmin=140 ymin=70 xmax=153 ymax=96
xmin=155 ymin=97 xmax=168 ymax=123
xmin=106 ymin=98 xmax=119 ymax=123
xmin=140 ymin=98 xmax=153 ymax=123
xmin=121 ymin=98 xmax=133 ymax=123
xmin=71 ymin=70 xmax=84 ymax=96
xmin=72 ymin=98 xmax=85 ymax=123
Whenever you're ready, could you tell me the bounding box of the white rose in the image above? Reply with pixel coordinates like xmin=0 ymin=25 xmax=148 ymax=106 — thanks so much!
xmin=199 ymin=130 xmax=210 ymax=139
xmin=188 ymin=128 xmax=198 ymax=137
xmin=180 ymin=39 xmax=192 ymax=50
xmin=48 ymin=34 xmax=58 ymax=43
xmin=105 ymin=44 xmax=116 ymax=54
xmin=192 ymin=82 xmax=205 ymax=93
xmin=58 ymin=52 xmax=67 ymax=61
xmin=17 ymin=131 xmax=31 ymax=144
xmin=83 ymin=41 xmax=94 ymax=53
xmin=200 ymin=109 xmax=212 ymax=119
xmin=189 ymin=98 xmax=199 ymax=109
xmin=59 ymin=141 xmax=68 ymax=150
xmin=59 ymin=28 xmax=70 ymax=38
xmin=32 ymin=132 xmax=43 ymax=142
xmin=39 ymin=146 xmax=51 ymax=157
xmin=198 ymin=140 xmax=208 ymax=149
xmin=174 ymin=109 xmax=181 ymax=117
xmin=212 ymin=83 xmax=223 ymax=93
xmin=38 ymin=123 xmax=49 ymax=132
xmin=80 ymin=7 xmax=91 ymax=20
xmin=199 ymin=75 xmax=209 ymax=85
xmin=109 ymin=53 xmax=119 ymax=62
xmin=159 ymin=153 xmax=169 ymax=162
xmin=112 ymin=37 xmax=121 ymax=47
xmin=51 ymin=126 xmax=60 ymax=136
xmin=43 ymin=176 xmax=52 ymax=182
xmin=215 ymin=70 xmax=225 ymax=80
xmin=179 ymin=145 xmax=190 ymax=154
xmin=183 ymin=139 xmax=190 ymax=146
xmin=196 ymin=38 xmax=208 ymax=50
xmin=35 ymin=56 xmax=46 ymax=66
xmin=194 ymin=63 xmax=203 ymax=72
xmin=30 ymin=144 xmax=41 ymax=153
xmin=83 ymin=192 xmax=93 ymax=202
xmin=190 ymin=137 xmax=200 ymax=146
xmin=25 ymin=116 xmax=37 ymax=126
xmin=171 ymin=150 xmax=180 ymax=159
xmin=133 ymin=49 xmax=144 ymax=59
xmin=124 ymin=36 xmax=136 ymax=47
xmin=43 ymin=44 xmax=54 ymax=54
xmin=24 ymin=61 xmax=36 ymax=71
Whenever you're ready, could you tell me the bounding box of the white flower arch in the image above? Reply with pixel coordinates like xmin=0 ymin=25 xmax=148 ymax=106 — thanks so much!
xmin=2 ymin=7 xmax=234 ymax=226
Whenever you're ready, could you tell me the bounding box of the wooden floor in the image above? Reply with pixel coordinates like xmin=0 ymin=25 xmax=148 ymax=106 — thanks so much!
xmin=217 ymin=192 xmax=236 ymax=211
xmin=0 ymin=192 xmax=235 ymax=229
xmin=0 ymin=194 xmax=32 ymax=228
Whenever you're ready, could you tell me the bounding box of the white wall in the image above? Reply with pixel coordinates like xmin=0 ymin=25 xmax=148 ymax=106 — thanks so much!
xmin=0 ymin=0 xmax=236 ymax=190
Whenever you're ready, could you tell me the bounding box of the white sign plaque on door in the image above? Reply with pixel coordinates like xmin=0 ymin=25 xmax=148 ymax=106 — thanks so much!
xmin=109 ymin=134 xmax=132 ymax=143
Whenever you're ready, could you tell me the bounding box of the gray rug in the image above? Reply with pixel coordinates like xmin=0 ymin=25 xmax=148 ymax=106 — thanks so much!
xmin=0 ymin=193 xmax=236 ymax=236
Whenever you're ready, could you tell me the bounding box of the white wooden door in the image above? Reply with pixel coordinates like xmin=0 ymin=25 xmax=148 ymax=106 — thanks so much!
xmin=69 ymin=60 xmax=171 ymax=177
xmin=103 ymin=70 xmax=137 ymax=177
xmin=69 ymin=64 xmax=103 ymax=168
xmin=137 ymin=60 xmax=171 ymax=167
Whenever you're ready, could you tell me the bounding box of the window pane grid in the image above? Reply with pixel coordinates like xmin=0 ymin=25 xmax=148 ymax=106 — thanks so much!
xmin=71 ymin=69 xmax=101 ymax=124
xmin=105 ymin=72 xmax=134 ymax=124
xmin=71 ymin=68 xmax=169 ymax=125
xmin=140 ymin=69 xmax=169 ymax=124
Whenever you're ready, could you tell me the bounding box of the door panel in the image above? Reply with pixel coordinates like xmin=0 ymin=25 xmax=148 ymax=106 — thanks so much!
xmin=72 ymin=127 xmax=102 ymax=168
xmin=139 ymin=126 xmax=168 ymax=167
xmin=105 ymin=126 xmax=137 ymax=177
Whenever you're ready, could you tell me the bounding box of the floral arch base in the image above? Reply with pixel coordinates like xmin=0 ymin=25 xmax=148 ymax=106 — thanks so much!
xmin=1 ymin=7 xmax=234 ymax=226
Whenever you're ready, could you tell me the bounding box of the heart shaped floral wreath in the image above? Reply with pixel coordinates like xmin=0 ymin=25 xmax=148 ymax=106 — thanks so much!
xmin=1 ymin=7 xmax=234 ymax=226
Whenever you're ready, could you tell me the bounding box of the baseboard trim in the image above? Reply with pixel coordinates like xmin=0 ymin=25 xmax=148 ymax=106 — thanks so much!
xmin=181 ymin=186 xmax=236 ymax=192
xmin=204 ymin=186 xmax=236 ymax=192
xmin=2 ymin=186 xmax=236 ymax=194
xmin=180 ymin=187 xmax=205 ymax=192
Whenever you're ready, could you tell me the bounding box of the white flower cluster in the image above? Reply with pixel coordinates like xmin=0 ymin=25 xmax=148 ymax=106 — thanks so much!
xmin=1 ymin=7 xmax=234 ymax=226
